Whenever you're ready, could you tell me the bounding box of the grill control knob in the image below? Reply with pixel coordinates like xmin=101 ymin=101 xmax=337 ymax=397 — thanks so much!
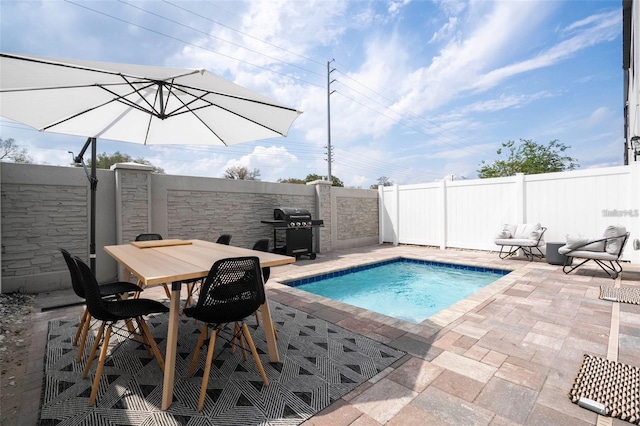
xmin=290 ymin=222 xmax=295 ymax=227
xmin=296 ymin=222 xmax=301 ymax=226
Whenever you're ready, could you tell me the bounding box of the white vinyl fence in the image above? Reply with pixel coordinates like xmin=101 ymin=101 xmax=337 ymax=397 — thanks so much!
xmin=379 ymin=164 xmax=640 ymax=264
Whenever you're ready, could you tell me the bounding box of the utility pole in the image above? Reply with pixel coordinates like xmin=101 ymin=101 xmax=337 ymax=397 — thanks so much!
xmin=327 ymin=59 xmax=336 ymax=184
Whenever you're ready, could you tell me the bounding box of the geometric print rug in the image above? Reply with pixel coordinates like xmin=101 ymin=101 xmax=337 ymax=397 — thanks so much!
xmin=39 ymin=301 xmax=405 ymax=425
xmin=568 ymin=354 xmax=640 ymax=425
xmin=599 ymin=286 xmax=640 ymax=305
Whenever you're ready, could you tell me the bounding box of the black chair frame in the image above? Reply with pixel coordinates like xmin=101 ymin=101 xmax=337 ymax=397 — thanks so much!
xmin=185 ymin=234 xmax=233 ymax=308
xmin=75 ymin=256 xmax=168 ymax=406
xmin=59 ymin=248 xmax=142 ymax=361
xmin=497 ymin=227 xmax=547 ymax=260
xmin=562 ymin=232 xmax=630 ymax=279
xmin=183 ymin=256 xmax=268 ymax=411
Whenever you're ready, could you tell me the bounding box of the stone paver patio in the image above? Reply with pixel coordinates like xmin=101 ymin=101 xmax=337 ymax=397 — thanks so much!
xmin=12 ymin=244 xmax=640 ymax=425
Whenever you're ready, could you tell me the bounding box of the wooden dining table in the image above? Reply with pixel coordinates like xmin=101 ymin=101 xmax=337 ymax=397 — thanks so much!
xmin=104 ymin=239 xmax=295 ymax=410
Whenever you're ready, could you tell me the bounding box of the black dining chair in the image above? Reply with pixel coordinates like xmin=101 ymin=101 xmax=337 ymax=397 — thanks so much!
xmin=216 ymin=234 xmax=232 ymax=245
xmin=184 ymin=234 xmax=233 ymax=308
xmin=134 ymin=233 xmax=172 ymax=298
xmin=252 ymin=238 xmax=271 ymax=283
xmin=250 ymin=239 xmax=276 ymax=337
xmin=75 ymin=256 xmax=169 ymax=406
xmin=59 ymin=248 xmax=143 ymax=361
xmin=134 ymin=233 xmax=164 ymax=242
xmin=183 ymin=256 xmax=269 ymax=412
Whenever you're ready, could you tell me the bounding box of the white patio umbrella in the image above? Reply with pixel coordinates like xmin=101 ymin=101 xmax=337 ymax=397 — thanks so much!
xmin=0 ymin=52 xmax=302 ymax=271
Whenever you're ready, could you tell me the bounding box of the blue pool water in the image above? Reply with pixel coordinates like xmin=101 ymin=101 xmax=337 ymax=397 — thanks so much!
xmin=285 ymin=258 xmax=509 ymax=323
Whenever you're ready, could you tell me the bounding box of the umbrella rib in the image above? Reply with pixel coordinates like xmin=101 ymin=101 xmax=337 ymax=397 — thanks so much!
xmin=166 ymin=81 xmax=300 ymax=113
xmin=0 ymin=52 xmax=203 ymax=85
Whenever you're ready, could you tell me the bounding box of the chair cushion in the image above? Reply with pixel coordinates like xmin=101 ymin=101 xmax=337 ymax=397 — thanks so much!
xmin=563 ymin=235 xmax=605 ymax=252
xmin=504 ymin=224 xmax=517 ymax=236
xmin=495 ymin=223 xmax=543 ymax=246
xmin=495 ymin=238 xmax=540 ymax=247
xmin=557 ymin=249 xmax=619 ymax=261
xmin=495 ymin=229 xmax=511 ymax=239
xmin=603 ymin=225 xmax=626 ymax=255
xmin=514 ymin=223 xmax=542 ymax=240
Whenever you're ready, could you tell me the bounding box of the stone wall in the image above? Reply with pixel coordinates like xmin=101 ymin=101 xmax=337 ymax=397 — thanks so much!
xmin=1 ymin=184 xmax=87 ymax=277
xmin=1 ymin=162 xmax=381 ymax=293
xmin=331 ymin=186 xmax=379 ymax=250
xmin=336 ymin=196 xmax=379 ymax=240
xmin=166 ymin=190 xmax=314 ymax=249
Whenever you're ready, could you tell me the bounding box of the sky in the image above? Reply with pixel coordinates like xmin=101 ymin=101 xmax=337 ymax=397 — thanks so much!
xmin=0 ymin=0 xmax=625 ymax=188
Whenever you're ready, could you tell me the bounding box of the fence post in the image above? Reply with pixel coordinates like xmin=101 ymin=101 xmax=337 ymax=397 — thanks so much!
xmin=629 ymin=163 xmax=640 ymax=263
xmin=440 ymin=179 xmax=447 ymax=249
xmin=393 ymin=184 xmax=399 ymax=246
xmin=515 ymin=173 xmax=525 ymax=223
xmin=378 ymin=185 xmax=384 ymax=245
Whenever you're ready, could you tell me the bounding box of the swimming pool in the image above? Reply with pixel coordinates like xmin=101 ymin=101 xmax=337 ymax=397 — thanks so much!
xmin=285 ymin=258 xmax=509 ymax=323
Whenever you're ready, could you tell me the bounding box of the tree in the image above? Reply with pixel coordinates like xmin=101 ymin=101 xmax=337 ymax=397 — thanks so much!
xmin=370 ymin=176 xmax=393 ymax=189
xmin=277 ymin=173 xmax=344 ymax=187
xmin=305 ymin=173 xmax=344 ymax=187
xmin=86 ymin=151 xmax=165 ymax=173
xmin=0 ymin=137 xmax=33 ymax=163
xmin=477 ymin=139 xmax=579 ymax=178
xmin=224 ymin=165 xmax=261 ymax=180
xmin=277 ymin=177 xmax=306 ymax=184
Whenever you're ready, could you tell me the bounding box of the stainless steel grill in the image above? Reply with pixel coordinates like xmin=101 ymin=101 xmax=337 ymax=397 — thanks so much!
xmin=261 ymin=207 xmax=324 ymax=259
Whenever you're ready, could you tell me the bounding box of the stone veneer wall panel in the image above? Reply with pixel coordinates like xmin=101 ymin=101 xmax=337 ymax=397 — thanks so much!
xmin=336 ymin=196 xmax=379 ymax=240
xmin=1 ymin=163 xmax=118 ymax=293
xmin=2 ymin=184 xmax=87 ymax=277
xmin=166 ymin=189 xmax=314 ymax=249
xmin=331 ymin=186 xmax=379 ymax=250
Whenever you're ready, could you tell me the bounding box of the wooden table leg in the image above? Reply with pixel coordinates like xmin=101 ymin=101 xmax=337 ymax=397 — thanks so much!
xmin=161 ymin=281 xmax=181 ymax=410
xmin=259 ymin=299 xmax=280 ymax=363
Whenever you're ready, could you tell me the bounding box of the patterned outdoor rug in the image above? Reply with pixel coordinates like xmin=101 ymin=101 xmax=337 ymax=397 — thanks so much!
xmin=39 ymin=302 xmax=404 ymax=425
xmin=599 ymin=286 xmax=640 ymax=305
xmin=568 ymin=354 xmax=640 ymax=425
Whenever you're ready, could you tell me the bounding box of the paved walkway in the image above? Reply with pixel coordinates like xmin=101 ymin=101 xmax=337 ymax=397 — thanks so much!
xmin=14 ymin=244 xmax=640 ymax=425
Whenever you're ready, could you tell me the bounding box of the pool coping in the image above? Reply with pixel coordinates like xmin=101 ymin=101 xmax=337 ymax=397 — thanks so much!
xmin=267 ymin=251 xmax=521 ymax=338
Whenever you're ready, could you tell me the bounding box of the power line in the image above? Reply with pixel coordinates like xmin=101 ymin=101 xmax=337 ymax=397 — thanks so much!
xmin=164 ymin=0 xmax=325 ymax=67
xmin=332 ymin=72 xmax=492 ymax=157
xmin=119 ymin=0 xmax=324 ymax=80
xmin=64 ymin=0 xmax=323 ymax=88
xmin=25 ymin=2 xmax=482 ymax=183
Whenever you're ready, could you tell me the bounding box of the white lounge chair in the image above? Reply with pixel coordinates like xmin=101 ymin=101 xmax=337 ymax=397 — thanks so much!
xmin=558 ymin=225 xmax=630 ymax=279
xmin=495 ymin=223 xmax=547 ymax=260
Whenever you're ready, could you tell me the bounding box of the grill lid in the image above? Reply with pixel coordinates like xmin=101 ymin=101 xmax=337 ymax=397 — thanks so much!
xmin=274 ymin=207 xmax=312 ymax=221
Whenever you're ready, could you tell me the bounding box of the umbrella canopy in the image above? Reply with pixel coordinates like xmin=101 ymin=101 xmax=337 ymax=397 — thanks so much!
xmin=0 ymin=52 xmax=302 ymax=273
xmin=0 ymin=52 xmax=301 ymax=145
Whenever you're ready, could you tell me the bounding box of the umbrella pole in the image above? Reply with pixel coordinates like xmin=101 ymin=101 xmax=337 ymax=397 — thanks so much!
xmin=74 ymin=137 xmax=98 ymax=273
xmin=90 ymin=138 xmax=96 ymax=273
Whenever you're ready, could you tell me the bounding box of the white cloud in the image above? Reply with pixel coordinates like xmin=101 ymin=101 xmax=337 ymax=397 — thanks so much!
xmin=388 ymin=0 xmax=411 ymax=17
xmin=224 ymin=145 xmax=299 ymax=181
xmin=429 ymin=17 xmax=458 ymax=44
xmin=585 ymin=107 xmax=614 ymax=128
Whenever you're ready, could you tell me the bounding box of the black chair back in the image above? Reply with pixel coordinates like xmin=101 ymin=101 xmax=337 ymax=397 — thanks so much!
xmin=75 ymin=256 xmax=117 ymax=322
xmin=188 ymin=256 xmax=264 ymax=324
xmin=216 ymin=234 xmax=232 ymax=245
xmin=252 ymin=239 xmax=270 ymax=252
xmin=251 ymin=239 xmax=271 ymax=282
xmin=135 ymin=233 xmax=163 ymax=241
xmin=60 ymin=248 xmax=86 ymax=299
